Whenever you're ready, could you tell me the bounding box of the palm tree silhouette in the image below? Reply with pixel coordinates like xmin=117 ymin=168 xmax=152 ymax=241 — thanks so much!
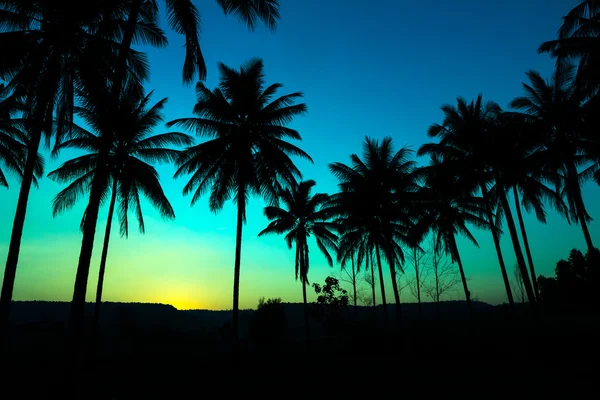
xmin=330 ymin=137 xmax=416 ymax=323
xmin=258 ymin=180 xmax=338 ymax=344
xmin=0 ymin=0 xmax=150 ymax=330
xmin=419 ymin=95 xmax=516 ymax=307
xmin=416 ymin=155 xmax=491 ymax=316
xmin=539 ymin=1 xmax=600 ymax=87
xmin=69 ymin=2 xmax=282 ymax=341
xmin=488 ymin=113 xmax=568 ymax=298
xmin=168 ymin=58 xmax=311 ymax=343
xmin=510 ymin=63 xmax=596 ymax=253
xmin=0 ymin=84 xmax=43 ymax=189
xmin=48 ymin=85 xmax=191 ymax=338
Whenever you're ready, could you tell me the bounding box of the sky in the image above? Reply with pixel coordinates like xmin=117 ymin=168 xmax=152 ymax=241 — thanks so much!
xmin=2 ymin=0 xmax=599 ymax=310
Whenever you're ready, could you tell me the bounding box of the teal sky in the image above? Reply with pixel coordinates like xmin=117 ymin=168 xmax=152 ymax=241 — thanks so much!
xmin=2 ymin=0 xmax=599 ymax=310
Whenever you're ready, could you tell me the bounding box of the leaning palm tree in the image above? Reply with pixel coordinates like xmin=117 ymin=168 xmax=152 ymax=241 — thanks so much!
xmin=510 ymin=62 xmax=596 ymax=253
xmin=329 ymin=137 xmax=417 ymax=323
xmin=48 ymin=86 xmax=192 ymax=337
xmin=168 ymin=58 xmax=311 ymax=343
xmin=258 ymin=180 xmax=338 ymax=344
xmin=0 ymin=0 xmax=157 ymax=330
xmin=419 ymin=95 xmax=516 ymax=308
xmin=416 ymin=155 xmax=492 ymax=316
xmin=488 ymin=114 xmax=569 ymax=297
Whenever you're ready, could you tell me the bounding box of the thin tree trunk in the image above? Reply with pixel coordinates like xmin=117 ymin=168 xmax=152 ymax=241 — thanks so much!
xmin=434 ymin=252 xmax=440 ymax=317
xmin=368 ymin=250 xmax=376 ymax=316
xmin=301 ymin=240 xmax=309 ymax=350
xmin=232 ymin=199 xmax=244 ymax=347
xmin=513 ymin=187 xmax=539 ymax=298
xmin=387 ymin=257 xmax=402 ymax=322
xmin=566 ymin=161 xmax=594 ymax=253
xmin=351 ymin=256 xmax=357 ymax=309
xmin=481 ymin=183 xmax=514 ymax=308
xmin=375 ymin=244 xmax=387 ymax=323
xmin=91 ymin=179 xmax=118 ymax=341
xmin=0 ymin=130 xmax=42 ymax=334
xmin=452 ymin=237 xmax=472 ymax=318
xmin=414 ymin=249 xmax=422 ymax=319
xmin=496 ymin=178 xmax=536 ymax=305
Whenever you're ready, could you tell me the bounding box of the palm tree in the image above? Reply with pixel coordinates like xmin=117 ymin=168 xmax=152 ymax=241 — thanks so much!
xmin=0 ymin=0 xmax=151 ymax=330
xmin=488 ymin=114 xmax=569 ymax=298
xmin=168 ymin=58 xmax=311 ymax=343
xmin=0 ymin=84 xmax=41 ymax=189
xmin=69 ymin=0 xmax=282 ymax=340
xmin=258 ymin=180 xmax=338 ymax=344
xmin=419 ymin=95 xmax=516 ymax=308
xmin=329 ymin=137 xmax=417 ymax=323
xmin=539 ymin=1 xmax=600 ymax=87
xmin=416 ymin=155 xmax=492 ymax=316
xmin=510 ymin=63 xmax=596 ymax=253
xmin=48 ymin=86 xmax=192 ymax=338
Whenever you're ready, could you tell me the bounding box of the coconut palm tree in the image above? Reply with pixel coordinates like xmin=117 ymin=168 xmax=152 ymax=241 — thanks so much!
xmin=0 ymin=0 xmax=153 ymax=330
xmin=488 ymin=114 xmax=569 ymax=297
xmin=48 ymin=86 xmax=192 ymax=338
xmin=510 ymin=63 xmax=596 ymax=253
xmin=419 ymin=95 xmax=516 ymax=308
xmin=258 ymin=179 xmax=338 ymax=344
xmin=168 ymin=58 xmax=311 ymax=343
xmin=69 ymin=0 xmax=282 ymax=340
xmin=539 ymin=0 xmax=600 ymax=88
xmin=329 ymin=137 xmax=417 ymax=323
xmin=416 ymin=155 xmax=492 ymax=316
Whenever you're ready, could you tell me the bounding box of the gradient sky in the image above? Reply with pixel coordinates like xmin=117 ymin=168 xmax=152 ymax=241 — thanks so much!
xmin=2 ymin=0 xmax=599 ymax=310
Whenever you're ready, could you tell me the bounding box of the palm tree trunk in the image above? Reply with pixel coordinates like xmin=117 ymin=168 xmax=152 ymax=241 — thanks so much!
xmin=301 ymin=240 xmax=309 ymax=349
xmin=452 ymin=237 xmax=473 ymax=317
xmin=496 ymin=178 xmax=536 ymax=305
xmin=68 ymin=162 xmax=110 ymax=356
xmin=387 ymin=257 xmax=402 ymax=322
xmin=513 ymin=187 xmax=539 ymax=298
xmin=0 ymin=131 xmax=42 ymax=333
xmin=368 ymin=250 xmax=376 ymax=316
xmin=232 ymin=197 xmax=244 ymax=346
xmin=351 ymin=256 xmax=357 ymax=309
xmin=414 ymin=249 xmax=422 ymax=319
xmin=480 ymin=183 xmax=514 ymax=308
xmin=375 ymin=244 xmax=387 ymax=323
xmin=92 ymin=179 xmax=118 ymax=335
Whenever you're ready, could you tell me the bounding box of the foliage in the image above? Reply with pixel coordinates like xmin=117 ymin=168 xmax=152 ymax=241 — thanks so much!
xmin=250 ymin=297 xmax=287 ymax=346
xmin=312 ymin=277 xmax=349 ymax=334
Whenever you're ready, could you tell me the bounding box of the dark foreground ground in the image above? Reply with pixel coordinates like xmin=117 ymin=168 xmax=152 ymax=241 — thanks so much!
xmin=1 ymin=301 xmax=598 ymax=397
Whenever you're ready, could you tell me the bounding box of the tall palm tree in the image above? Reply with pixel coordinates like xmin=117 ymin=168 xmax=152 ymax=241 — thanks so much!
xmin=329 ymin=137 xmax=416 ymax=323
xmin=69 ymin=0 xmax=282 ymax=341
xmin=48 ymin=86 xmax=191 ymax=337
xmin=510 ymin=63 xmax=596 ymax=253
xmin=539 ymin=0 xmax=600 ymax=88
xmin=419 ymin=95 xmax=516 ymax=308
xmin=258 ymin=180 xmax=338 ymax=344
xmin=0 ymin=0 xmax=152 ymax=330
xmin=488 ymin=114 xmax=568 ymax=298
xmin=168 ymin=58 xmax=311 ymax=343
xmin=416 ymin=155 xmax=492 ymax=316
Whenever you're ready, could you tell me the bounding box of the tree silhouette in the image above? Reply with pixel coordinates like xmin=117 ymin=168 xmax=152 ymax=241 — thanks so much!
xmin=416 ymin=155 xmax=491 ymax=316
xmin=510 ymin=62 xmax=596 ymax=253
xmin=0 ymin=84 xmax=43 ymax=189
xmin=0 ymin=0 xmax=150 ymax=332
xmin=330 ymin=137 xmax=418 ymax=323
xmin=48 ymin=85 xmax=190 ymax=340
xmin=419 ymin=95 xmax=515 ymax=308
xmin=168 ymin=58 xmax=311 ymax=344
xmin=258 ymin=179 xmax=338 ymax=344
